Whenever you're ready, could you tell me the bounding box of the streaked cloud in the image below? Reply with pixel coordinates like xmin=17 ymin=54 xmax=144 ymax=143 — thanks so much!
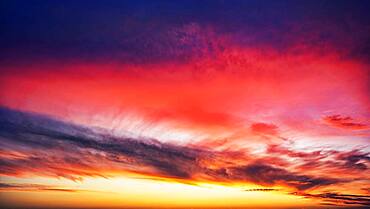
xmin=1 ymin=107 xmax=368 ymax=205
xmin=323 ymin=115 xmax=368 ymax=130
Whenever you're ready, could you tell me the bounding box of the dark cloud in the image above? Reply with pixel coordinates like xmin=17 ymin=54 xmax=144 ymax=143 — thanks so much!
xmin=335 ymin=150 xmax=370 ymax=171
xmin=244 ymin=188 xmax=278 ymax=192
xmin=296 ymin=192 xmax=370 ymax=206
xmin=228 ymin=163 xmax=341 ymax=191
xmin=0 ymin=107 xmax=201 ymax=179
xmin=0 ymin=183 xmax=88 ymax=193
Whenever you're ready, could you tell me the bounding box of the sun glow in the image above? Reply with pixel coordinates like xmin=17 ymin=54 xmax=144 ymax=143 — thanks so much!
xmin=1 ymin=176 xmax=313 ymax=208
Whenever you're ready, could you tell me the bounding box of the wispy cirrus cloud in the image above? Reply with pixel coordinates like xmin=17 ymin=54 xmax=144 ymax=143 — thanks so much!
xmin=0 ymin=107 xmax=201 ymax=180
xmin=0 ymin=108 xmax=367 ymax=190
xmin=266 ymin=144 xmax=370 ymax=176
xmin=1 ymin=106 xmax=368 ymax=200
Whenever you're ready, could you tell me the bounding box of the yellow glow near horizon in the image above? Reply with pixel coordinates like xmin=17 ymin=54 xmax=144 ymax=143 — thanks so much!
xmin=0 ymin=176 xmax=316 ymax=208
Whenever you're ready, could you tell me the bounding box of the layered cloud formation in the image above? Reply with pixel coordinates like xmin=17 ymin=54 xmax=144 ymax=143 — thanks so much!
xmin=0 ymin=107 xmax=369 ymax=206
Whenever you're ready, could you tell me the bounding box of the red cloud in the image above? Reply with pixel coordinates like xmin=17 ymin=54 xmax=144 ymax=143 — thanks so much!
xmin=323 ymin=115 xmax=368 ymax=130
xmin=251 ymin=123 xmax=278 ymax=135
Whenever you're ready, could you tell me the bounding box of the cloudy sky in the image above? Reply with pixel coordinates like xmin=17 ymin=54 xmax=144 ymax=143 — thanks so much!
xmin=0 ymin=0 xmax=369 ymax=208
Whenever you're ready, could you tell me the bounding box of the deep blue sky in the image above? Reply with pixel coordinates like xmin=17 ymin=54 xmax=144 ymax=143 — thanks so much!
xmin=1 ymin=0 xmax=369 ymax=63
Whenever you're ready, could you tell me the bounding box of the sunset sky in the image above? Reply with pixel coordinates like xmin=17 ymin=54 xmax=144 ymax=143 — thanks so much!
xmin=0 ymin=0 xmax=369 ymax=208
